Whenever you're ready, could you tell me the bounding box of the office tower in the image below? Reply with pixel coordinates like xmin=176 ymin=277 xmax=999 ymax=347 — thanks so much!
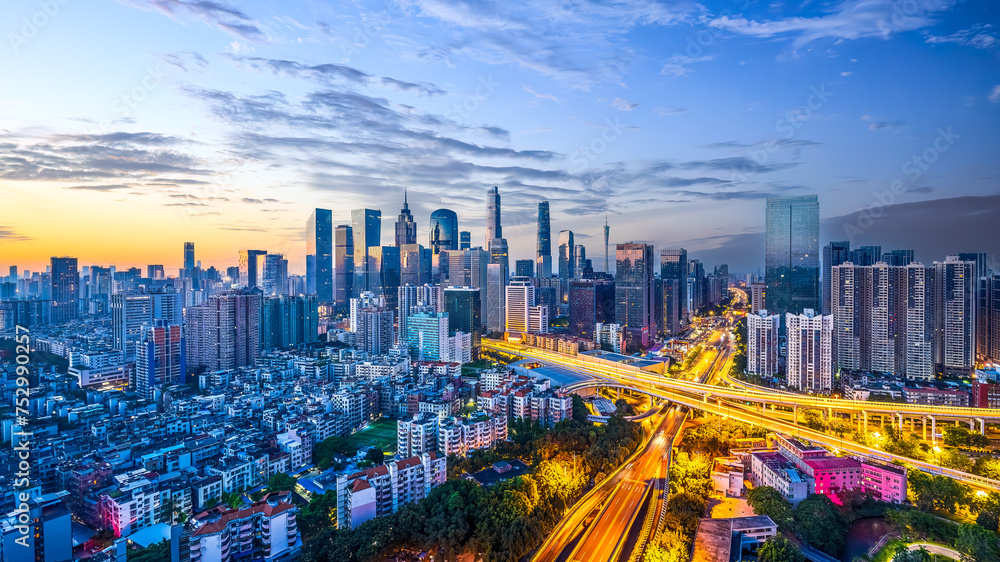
xmin=536 ymin=201 xmax=552 ymax=279
xmin=661 ymin=249 xmax=688 ymax=323
xmin=489 ymin=238 xmax=510 ymax=272
xmin=133 ymin=320 xmax=185 ymax=399
xmin=569 ymin=280 xmax=596 ymax=339
xmin=444 ymin=287 xmax=482 ymax=344
xmin=786 ymin=309 xmax=833 ymax=391
xmin=335 ymin=224 xmax=354 ymax=308
xmin=460 ymin=231 xmax=471 ymax=250
xmin=238 ymin=249 xmax=267 ymax=289
xmin=978 ymin=275 xmax=1000 ymax=365
xmin=400 ymin=244 xmax=432 ymax=287
xmin=406 ymin=311 xmax=450 ymax=361
xmin=486 ymin=263 xmax=507 ymax=333
xmin=146 ymin=264 xmax=164 ymax=279
xmin=262 ymin=253 xmax=288 ymax=296
xmin=395 ymin=191 xmax=417 ymax=247
xmin=822 ymin=241 xmax=850 ymax=315
xmin=355 ymin=306 xmax=395 ymax=355
xmin=603 ymin=215 xmax=610 ymax=273
xmin=573 ymin=245 xmax=587 ymax=280
xmin=747 ymin=310 xmax=780 ymax=376
xmin=0 ymin=492 xmax=72 ymax=562
xmin=398 ymin=284 xmax=442 ymax=338
xmin=448 ymin=248 xmax=489 ymax=320
xmin=688 ymin=259 xmax=706 ymax=311
xmin=615 ymin=243 xmax=655 ymax=351
xmin=307 ymin=208 xmax=334 ymax=303
xmin=660 ymin=279 xmax=680 ymax=336
xmin=751 ymin=282 xmax=766 ymax=314
xmin=50 ymin=256 xmax=79 ymax=323
xmin=486 ymin=185 xmax=501 ymax=245
xmin=226 ymin=266 xmax=240 ymax=283
xmin=111 ymin=288 xmax=184 ymax=362
xmin=183 ymin=242 xmax=195 ymax=273
xmin=8 ymin=265 xmax=16 ymax=280
xmin=904 ymin=263 xmax=936 ymax=380
xmin=372 ymin=246 xmax=401 ymax=308
xmin=352 ymin=208 xmax=382 ymax=295
xmin=765 ymin=195 xmax=820 ymax=320
xmin=850 ymin=246 xmax=882 ymax=266
xmin=558 ymin=230 xmax=575 ymax=281
xmin=505 ymin=277 xmax=548 ymax=334
xmin=515 ymin=259 xmax=534 ymax=278
xmin=882 ymin=249 xmax=915 ymax=267
xmin=185 ymin=292 xmax=261 ymax=371
xmin=260 ymin=294 xmax=320 ymax=349
xmin=935 ymin=256 xmax=977 ymax=375
xmin=429 ymin=209 xmax=458 ymax=252
xmin=957 ymin=252 xmax=988 ymax=277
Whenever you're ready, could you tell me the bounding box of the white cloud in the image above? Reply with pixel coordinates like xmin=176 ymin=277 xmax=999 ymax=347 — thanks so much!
xmin=522 ymin=85 xmax=560 ymax=103
xmin=612 ymin=97 xmax=638 ymax=111
xmin=990 ymin=85 xmax=1000 ymax=103
xmin=661 ymin=54 xmax=713 ymax=76
xmin=926 ymin=24 xmax=997 ymax=50
xmin=656 ymin=107 xmax=688 ymax=116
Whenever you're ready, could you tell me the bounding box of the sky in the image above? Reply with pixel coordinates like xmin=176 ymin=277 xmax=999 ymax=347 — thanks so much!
xmin=0 ymin=0 xmax=998 ymax=275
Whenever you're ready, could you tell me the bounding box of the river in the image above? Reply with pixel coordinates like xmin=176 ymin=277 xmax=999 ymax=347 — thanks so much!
xmin=841 ymin=517 xmax=892 ymax=562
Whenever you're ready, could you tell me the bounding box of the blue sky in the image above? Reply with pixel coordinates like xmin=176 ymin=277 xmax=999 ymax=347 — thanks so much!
xmin=0 ymin=0 xmax=997 ymax=273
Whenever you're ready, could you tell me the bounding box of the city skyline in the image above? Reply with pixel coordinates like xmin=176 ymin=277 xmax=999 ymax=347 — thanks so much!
xmin=1 ymin=1 xmax=998 ymax=273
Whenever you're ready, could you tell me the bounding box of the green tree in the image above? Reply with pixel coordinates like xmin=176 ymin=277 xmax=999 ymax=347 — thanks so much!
xmin=955 ymin=523 xmax=1000 ymax=562
xmin=907 ymin=471 xmax=967 ymax=513
xmin=890 ymin=545 xmax=932 ymax=562
xmin=572 ymin=394 xmax=591 ymax=423
xmin=757 ymin=534 xmax=805 ymax=562
xmin=793 ymin=494 xmax=848 ymax=556
xmin=265 ymin=473 xmax=298 ymax=494
xmin=365 ymin=446 xmax=384 ymax=465
xmin=299 ymin=491 xmax=338 ymax=539
xmin=127 ymin=540 xmax=172 ymax=562
xmin=314 ymin=436 xmax=359 ymax=470
xmin=747 ymin=486 xmax=794 ymax=530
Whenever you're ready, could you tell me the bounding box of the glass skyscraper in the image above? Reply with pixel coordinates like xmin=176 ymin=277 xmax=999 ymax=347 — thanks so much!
xmin=429 ymin=209 xmax=458 ymax=253
xmin=536 ymin=201 xmax=552 ymax=279
xmin=615 ymin=243 xmax=655 ymax=351
xmin=334 ymin=224 xmax=354 ymax=308
xmin=307 ymin=208 xmax=333 ymax=303
xmin=558 ymin=230 xmax=574 ymax=281
xmin=822 ymin=241 xmax=850 ymax=315
xmin=660 ymin=248 xmax=688 ymax=323
xmin=765 ymin=195 xmax=819 ymax=321
xmin=486 ymin=185 xmax=501 ymax=246
xmin=183 ymin=242 xmax=195 ymax=272
xmin=352 ymin=208 xmax=382 ymax=295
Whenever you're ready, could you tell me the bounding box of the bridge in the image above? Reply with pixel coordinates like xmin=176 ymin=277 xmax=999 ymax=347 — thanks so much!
xmin=485 ymin=339 xmax=1000 ymax=492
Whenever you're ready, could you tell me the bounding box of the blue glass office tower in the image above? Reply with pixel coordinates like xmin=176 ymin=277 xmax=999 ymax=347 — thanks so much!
xmin=765 ymin=195 xmax=819 ymax=321
xmin=536 ymin=201 xmax=552 ymax=279
xmin=429 ymin=209 xmax=458 ymax=253
xmin=352 ymin=209 xmax=381 ymax=296
xmin=307 ymin=209 xmax=333 ymax=303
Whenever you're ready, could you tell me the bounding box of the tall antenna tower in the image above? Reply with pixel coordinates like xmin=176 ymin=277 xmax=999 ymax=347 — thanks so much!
xmin=603 ymin=215 xmax=610 ymax=273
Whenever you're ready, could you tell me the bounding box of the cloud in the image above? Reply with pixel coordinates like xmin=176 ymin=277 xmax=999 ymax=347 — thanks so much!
xmin=64 ymin=184 xmax=132 ymax=191
xmin=0 ymin=226 xmax=32 ymax=241
xmin=925 ymin=23 xmax=997 ymax=50
xmin=990 ymin=85 xmax=1000 ymax=103
xmin=707 ymin=0 xmax=959 ymax=48
xmin=862 ymin=116 xmax=906 ymax=131
xmin=660 ymin=54 xmax=713 ymax=76
xmin=116 ymin=0 xmax=265 ymax=41
xmin=523 ymin=85 xmax=560 ymax=102
xmin=655 ymin=107 xmax=687 ymax=116
xmin=229 ymin=56 xmax=446 ymax=96
xmin=612 ymin=97 xmax=638 ymax=111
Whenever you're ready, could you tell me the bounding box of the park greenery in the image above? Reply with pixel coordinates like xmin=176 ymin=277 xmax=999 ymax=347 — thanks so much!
xmin=302 ymin=399 xmax=643 ymax=562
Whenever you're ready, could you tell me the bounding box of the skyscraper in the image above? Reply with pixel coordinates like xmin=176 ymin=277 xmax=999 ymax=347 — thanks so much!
xmin=977 ymin=275 xmax=1000 ymax=366
xmin=355 ymin=306 xmax=395 ymax=355
xmin=935 ymin=255 xmax=976 ymax=375
xmin=460 ymin=231 xmax=471 ymax=250
xmin=400 ymin=244 xmax=432 ymax=287
xmin=372 ymin=245 xmax=401 ymax=308
xmin=50 ymin=256 xmax=78 ymax=322
xmin=765 ymin=195 xmax=820 ymax=321
xmin=429 ymin=209 xmax=458 ymax=252
xmin=444 ymin=287 xmax=482 ymax=344
xmin=536 ymin=201 xmax=552 ymax=279
xmin=307 ymin=208 xmax=334 ymax=303
xmin=183 ymin=242 xmax=195 ymax=272
xmin=822 ymin=241 xmax=851 ymax=315
xmin=185 ymin=291 xmax=261 ymax=372
xmin=573 ymin=245 xmax=587 ymax=280
xmin=486 ymin=185 xmax=501 ymax=245
xmin=850 ymin=246 xmax=882 ymax=266
xmin=603 ymin=216 xmax=610 ymax=274
xmin=569 ymin=280 xmax=596 ymax=339
xmin=515 ymin=259 xmax=534 ymax=278
xmin=334 ymin=224 xmax=354 ymax=308
xmin=134 ymin=320 xmax=185 ymax=399
xmin=395 ymin=190 xmax=417 ymax=247
xmin=831 ymin=263 xmax=864 ymax=371
xmin=661 ymin=278 xmax=681 ymax=336
xmin=904 ymin=262 xmax=936 ymax=380
xmin=262 ymin=253 xmax=288 ymax=296
xmin=660 ymin=249 xmax=688 ymax=323
xmin=506 ymin=277 xmax=547 ymax=335
xmin=146 ymin=264 xmax=164 ymax=280
xmin=486 ymin=263 xmax=507 ymax=333
xmin=615 ymin=243 xmax=655 ymax=351
xmin=558 ymin=230 xmax=574 ymax=281
xmin=747 ymin=310 xmax=780 ymax=376
xmin=882 ymin=249 xmax=915 ymax=267
xmin=785 ymin=309 xmax=832 ymax=390
xmin=238 ymin=249 xmax=267 ymax=289
xmin=260 ymin=294 xmax=319 ymax=349
xmin=112 ymin=287 xmax=184 ymax=362
xmin=352 ymin=208 xmax=382 ymax=295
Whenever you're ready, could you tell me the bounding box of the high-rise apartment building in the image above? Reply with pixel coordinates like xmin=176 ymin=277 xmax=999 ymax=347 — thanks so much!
xmin=335 ymin=224 xmax=354 ymax=308
xmin=352 ymin=208 xmax=382 ymax=296
xmin=883 ymin=249 xmax=915 ymax=267
xmin=112 ymin=287 xmax=184 ymax=362
xmin=398 ymin=283 xmax=442 ymax=338
xmin=536 ymin=201 xmax=552 ymax=279
xmin=977 ymin=275 xmax=1000 ymax=366
xmin=661 ymin=249 xmax=688 ymax=323
xmin=935 ymin=256 xmax=977 ymax=375
xmin=50 ymin=256 xmax=78 ymax=322
xmin=395 ymin=191 xmax=417 ymax=247
xmin=134 ymin=320 xmax=185 ymax=399
xmin=747 ymin=310 xmax=780 ymax=376
xmin=260 ymin=294 xmax=319 ymax=349
xmin=904 ymin=263 xmax=936 ymax=380
xmin=185 ymin=292 xmax=261 ymax=372
xmin=850 ymin=246 xmax=882 ymax=266
xmin=822 ymin=241 xmax=851 ymax=315
xmin=765 ymin=195 xmax=820 ymax=321
xmin=405 ymin=312 xmax=449 ymax=362
xmin=786 ymin=309 xmax=833 ymax=391
xmin=504 ymin=277 xmax=549 ymax=335
xmin=307 ymin=208 xmax=333 ymax=303
xmin=355 ymin=306 xmax=395 ymax=355
xmin=751 ymin=282 xmax=766 ymax=315
xmin=336 ymin=453 xmax=446 ymax=530
xmin=615 ymin=243 xmax=655 ymax=351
